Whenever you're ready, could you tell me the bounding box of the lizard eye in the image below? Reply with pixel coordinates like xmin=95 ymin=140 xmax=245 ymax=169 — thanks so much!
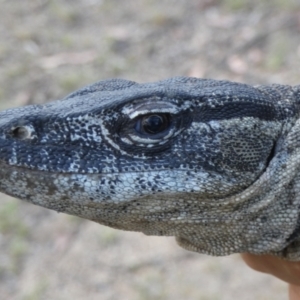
xmin=135 ymin=114 xmax=171 ymax=135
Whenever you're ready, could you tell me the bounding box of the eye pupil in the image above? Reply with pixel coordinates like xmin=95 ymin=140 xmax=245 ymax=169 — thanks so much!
xmin=141 ymin=114 xmax=168 ymax=134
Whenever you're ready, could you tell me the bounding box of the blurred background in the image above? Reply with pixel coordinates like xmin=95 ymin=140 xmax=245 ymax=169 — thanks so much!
xmin=1 ymin=0 xmax=300 ymax=299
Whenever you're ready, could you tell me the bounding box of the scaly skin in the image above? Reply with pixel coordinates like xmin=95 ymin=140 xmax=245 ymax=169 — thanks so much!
xmin=0 ymin=77 xmax=300 ymax=259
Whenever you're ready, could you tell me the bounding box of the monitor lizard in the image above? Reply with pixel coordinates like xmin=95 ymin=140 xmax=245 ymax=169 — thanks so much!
xmin=1 ymin=76 xmax=300 ymax=260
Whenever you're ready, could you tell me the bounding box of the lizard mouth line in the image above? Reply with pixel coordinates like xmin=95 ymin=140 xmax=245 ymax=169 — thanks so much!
xmin=0 ymin=160 xmax=193 ymax=177
xmin=0 ymin=160 xmax=260 ymax=203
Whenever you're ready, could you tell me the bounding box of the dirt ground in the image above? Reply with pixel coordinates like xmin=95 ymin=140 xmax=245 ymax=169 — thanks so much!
xmin=1 ymin=1 xmax=300 ymax=299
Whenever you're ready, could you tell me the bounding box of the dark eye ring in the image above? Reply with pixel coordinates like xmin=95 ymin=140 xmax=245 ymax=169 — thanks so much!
xmin=135 ymin=114 xmax=171 ymax=135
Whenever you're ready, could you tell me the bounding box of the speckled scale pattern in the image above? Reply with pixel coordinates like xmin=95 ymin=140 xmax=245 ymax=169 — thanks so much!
xmin=0 ymin=76 xmax=300 ymax=259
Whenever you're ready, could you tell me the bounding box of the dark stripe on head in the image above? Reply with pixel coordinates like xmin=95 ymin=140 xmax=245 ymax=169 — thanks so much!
xmin=193 ymin=99 xmax=278 ymax=122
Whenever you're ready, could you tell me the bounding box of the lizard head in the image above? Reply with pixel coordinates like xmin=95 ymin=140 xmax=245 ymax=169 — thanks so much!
xmin=0 ymin=77 xmax=299 ymax=258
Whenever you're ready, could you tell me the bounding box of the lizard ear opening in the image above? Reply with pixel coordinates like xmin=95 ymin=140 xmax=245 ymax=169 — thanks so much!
xmin=266 ymin=142 xmax=276 ymax=168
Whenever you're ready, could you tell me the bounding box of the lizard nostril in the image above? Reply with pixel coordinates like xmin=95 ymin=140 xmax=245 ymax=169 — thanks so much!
xmin=11 ymin=126 xmax=31 ymax=140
